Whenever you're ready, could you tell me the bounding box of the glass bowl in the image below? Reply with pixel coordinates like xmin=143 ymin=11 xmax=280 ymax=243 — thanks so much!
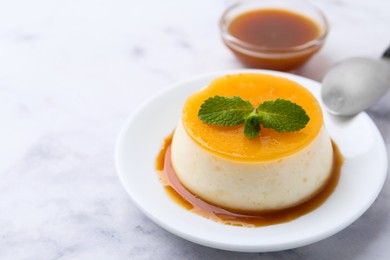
xmin=220 ymin=0 xmax=329 ymax=71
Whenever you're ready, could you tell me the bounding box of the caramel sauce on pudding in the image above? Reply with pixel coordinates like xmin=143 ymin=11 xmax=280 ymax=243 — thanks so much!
xmin=182 ymin=74 xmax=323 ymax=162
xmin=156 ymin=134 xmax=343 ymax=227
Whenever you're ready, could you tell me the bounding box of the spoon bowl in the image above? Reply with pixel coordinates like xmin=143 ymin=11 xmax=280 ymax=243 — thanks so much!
xmin=321 ymin=55 xmax=390 ymax=116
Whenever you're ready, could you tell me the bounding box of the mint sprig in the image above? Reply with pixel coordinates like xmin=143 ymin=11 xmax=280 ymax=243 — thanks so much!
xmin=198 ymin=96 xmax=310 ymax=139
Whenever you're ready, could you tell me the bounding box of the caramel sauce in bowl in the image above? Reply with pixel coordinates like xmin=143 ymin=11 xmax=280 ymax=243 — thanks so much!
xmin=220 ymin=0 xmax=329 ymax=71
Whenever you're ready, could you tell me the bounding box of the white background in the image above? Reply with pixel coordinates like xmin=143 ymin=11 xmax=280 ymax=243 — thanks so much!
xmin=0 ymin=0 xmax=389 ymax=259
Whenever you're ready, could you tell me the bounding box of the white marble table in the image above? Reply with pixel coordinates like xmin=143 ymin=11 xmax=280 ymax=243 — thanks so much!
xmin=1 ymin=0 xmax=390 ymax=259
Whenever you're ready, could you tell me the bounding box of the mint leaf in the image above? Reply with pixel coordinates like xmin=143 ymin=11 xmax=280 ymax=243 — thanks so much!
xmin=257 ymin=99 xmax=310 ymax=132
xmin=244 ymin=111 xmax=261 ymax=139
xmin=198 ymin=96 xmax=253 ymax=126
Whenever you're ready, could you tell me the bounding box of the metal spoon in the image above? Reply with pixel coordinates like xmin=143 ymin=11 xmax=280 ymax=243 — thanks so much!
xmin=321 ymin=46 xmax=390 ymax=116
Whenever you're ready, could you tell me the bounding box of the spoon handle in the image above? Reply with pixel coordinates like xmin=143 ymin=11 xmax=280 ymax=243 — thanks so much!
xmin=383 ymin=45 xmax=390 ymax=59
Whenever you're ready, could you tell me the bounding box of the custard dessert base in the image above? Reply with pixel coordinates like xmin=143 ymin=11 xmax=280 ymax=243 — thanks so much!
xmin=171 ymin=121 xmax=333 ymax=211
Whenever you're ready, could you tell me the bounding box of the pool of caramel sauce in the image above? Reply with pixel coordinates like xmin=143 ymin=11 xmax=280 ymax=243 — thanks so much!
xmin=156 ymin=134 xmax=343 ymax=227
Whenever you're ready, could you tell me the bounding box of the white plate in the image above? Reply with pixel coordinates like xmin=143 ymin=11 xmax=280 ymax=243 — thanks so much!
xmin=115 ymin=69 xmax=388 ymax=252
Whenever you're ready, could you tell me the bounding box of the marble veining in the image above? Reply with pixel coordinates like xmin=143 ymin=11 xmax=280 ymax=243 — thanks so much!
xmin=0 ymin=0 xmax=390 ymax=259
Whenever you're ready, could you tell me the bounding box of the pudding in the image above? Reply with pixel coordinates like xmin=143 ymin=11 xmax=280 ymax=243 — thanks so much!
xmin=170 ymin=73 xmax=333 ymax=212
